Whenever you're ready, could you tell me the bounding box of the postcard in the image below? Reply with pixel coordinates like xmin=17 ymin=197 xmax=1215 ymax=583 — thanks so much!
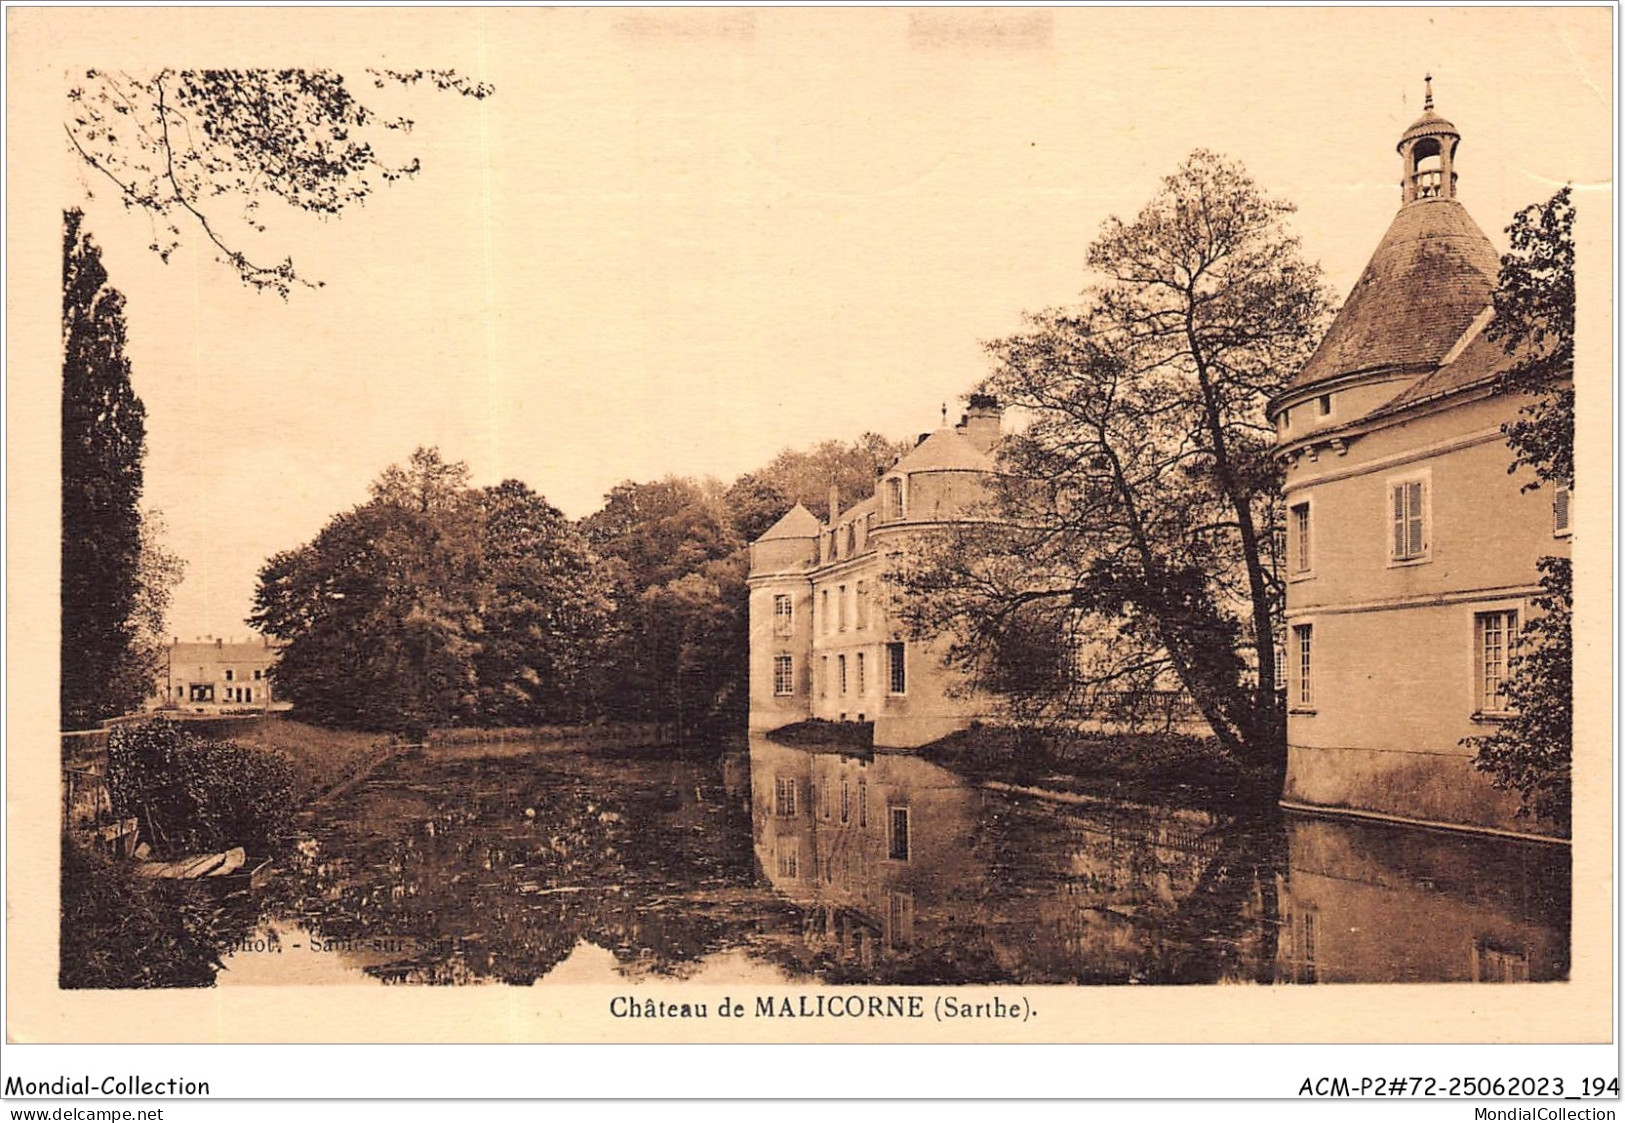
xmin=5 ymin=5 xmax=1614 ymax=1084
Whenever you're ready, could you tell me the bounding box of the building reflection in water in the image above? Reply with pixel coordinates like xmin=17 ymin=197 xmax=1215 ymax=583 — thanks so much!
xmin=748 ymin=737 xmax=1278 ymax=984
xmin=748 ymin=737 xmax=1570 ymax=986
xmin=230 ymin=735 xmax=1569 ymax=986
xmin=1275 ymin=815 xmax=1569 ymax=984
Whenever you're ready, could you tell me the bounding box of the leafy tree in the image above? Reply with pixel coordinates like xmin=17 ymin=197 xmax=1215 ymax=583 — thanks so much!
xmin=583 ymin=478 xmax=742 ymax=733
xmin=66 ymin=68 xmax=492 ymax=295
xmin=62 ymin=208 xmax=159 ymax=728
xmin=1468 ymin=187 xmax=1575 ymax=830
xmin=253 ymin=449 xmax=481 ymax=731
xmin=1488 ymin=186 xmax=1574 ymax=487
xmin=474 ymin=480 xmax=614 ymax=725
xmin=252 ymin=449 xmax=609 ymax=732
xmin=895 ymin=152 xmax=1333 ymax=786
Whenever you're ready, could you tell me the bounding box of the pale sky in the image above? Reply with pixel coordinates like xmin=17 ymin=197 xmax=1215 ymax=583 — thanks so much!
xmin=9 ymin=7 xmax=1613 ymax=641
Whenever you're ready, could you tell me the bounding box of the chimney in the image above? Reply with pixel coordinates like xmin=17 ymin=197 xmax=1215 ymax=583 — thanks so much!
xmin=961 ymin=393 xmax=1003 ymax=454
xmin=828 ymin=483 xmax=840 ymax=524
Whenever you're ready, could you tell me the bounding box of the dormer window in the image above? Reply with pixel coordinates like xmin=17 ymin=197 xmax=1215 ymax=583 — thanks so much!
xmin=884 ymin=477 xmax=906 ymax=522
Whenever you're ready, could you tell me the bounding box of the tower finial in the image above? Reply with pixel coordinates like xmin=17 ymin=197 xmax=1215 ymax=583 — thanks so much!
xmin=1424 ymin=73 xmax=1434 ymax=111
xmin=941 ymin=402 xmax=948 ymax=426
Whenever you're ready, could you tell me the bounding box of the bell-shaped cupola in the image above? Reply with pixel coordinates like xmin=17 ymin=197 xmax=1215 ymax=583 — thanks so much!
xmin=1397 ymin=75 xmax=1461 ymax=203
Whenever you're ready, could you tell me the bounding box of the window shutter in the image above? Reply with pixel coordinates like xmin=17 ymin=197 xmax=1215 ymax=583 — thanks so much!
xmin=1554 ymin=485 xmax=1572 ymax=534
xmin=1392 ymin=485 xmax=1406 ymax=557
xmin=1406 ymin=481 xmax=1425 ymax=557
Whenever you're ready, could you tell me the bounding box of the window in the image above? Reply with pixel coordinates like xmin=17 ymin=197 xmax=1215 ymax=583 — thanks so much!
xmin=773 ymin=655 xmax=794 ymax=696
xmin=819 ymin=656 xmax=828 ymax=697
xmin=838 ymin=654 xmax=847 ymax=695
xmin=856 ymin=652 xmax=866 ymax=696
xmin=1290 ymin=502 xmax=1312 ymax=574
xmin=840 ymin=780 xmax=851 ymax=824
xmin=774 ymin=777 xmax=798 ymax=817
xmin=821 ymin=589 xmax=830 ymax=633
xmin=1317 ymin=393 xmax=1332 ymax=417
xmin=224 ymin=669 xmax=235 ymax=681
xmin=776 ymin=844 xmax=799 ymax=880
xmin=253 ymin=669 xmax=263 ymax=681
xmin=887 ymin=892 xmax=915 ymax=949
xmin=1475 ymin=610 xmax=1518 ymax=714
xmin=887 ymin=642 xmax=907 ymax=695
xmin=1390 ymin=479 xmax=1428 ymax=562
xmin=855 ymin=581 xmax=869 ymax=629
xmin=773 ymin=594 xmax=794 ymax=636
xmin=885 ymin=477 xmax=905 ymax=522
xmin=858 ymin=780 xmax=868 ymax=828
xmin=845 ymin=523 xmax=856 ymax=556
xmin=837 ymin=585 xmax=847 ymax=631
xmin=1554 ymin=484 xmax=1572 ymax=536
xmin=1292 ymin=624 xmax=1313 ymax=708
xmin=818 ymin=779 xmax=831 ymax=820
xmin=888 ymin=807 xmax=911 ymax=861
xmin=1280 ymin=407 xmax=1291 ymax=431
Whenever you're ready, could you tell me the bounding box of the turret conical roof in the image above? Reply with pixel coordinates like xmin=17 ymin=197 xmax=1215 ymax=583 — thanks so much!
xmin=1289 ymin=197 xmax=1499 ymax=391
xmin=755 ymin=502 xmax=821 ymax=542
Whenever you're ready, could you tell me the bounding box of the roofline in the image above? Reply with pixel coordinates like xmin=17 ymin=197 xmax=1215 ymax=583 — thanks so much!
xmin=1274 ymin=374 xmax=1504 ymax=458
xmin=1268 ymin=363 xmax=1435 ymax=416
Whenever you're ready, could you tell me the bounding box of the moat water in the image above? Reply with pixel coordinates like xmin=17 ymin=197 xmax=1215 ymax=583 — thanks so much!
xmin=218 ymin=735 xmax=1570 ymax=986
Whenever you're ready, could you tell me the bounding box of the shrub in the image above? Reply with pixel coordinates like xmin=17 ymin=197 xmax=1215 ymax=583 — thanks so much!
xmin=59 ymin=837 xmax=222 ymax=988
xmin=107 ymin=719 xmax=294 ymax=855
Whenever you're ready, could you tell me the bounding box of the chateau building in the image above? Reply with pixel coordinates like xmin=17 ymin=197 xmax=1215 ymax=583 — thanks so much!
xmin=1269 ymin=84 xmax=1570 ymax=837
xmin=747 ymin=397 xmax=1004 ymax=748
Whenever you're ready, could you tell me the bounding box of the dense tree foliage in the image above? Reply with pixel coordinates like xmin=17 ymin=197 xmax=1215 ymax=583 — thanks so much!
xmin=894 ymin=152 xmax=1333 ymax=784
xmin=66 ymin=68 xmax=492 ymax=295
xmin=62 ymin=209 xmax=164 ymax=728
xmin=583 ymin=478 xmax=744 ymax=734
xmin=252 ymin=449 xmax=611 ymax=732
xmin=1468 ymin=188 xmax=1575 ymax=830
xmin=251 ymin=434 xmax=907 ymax=738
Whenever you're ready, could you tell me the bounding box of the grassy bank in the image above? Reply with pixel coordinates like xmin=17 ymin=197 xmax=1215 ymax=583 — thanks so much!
xmin=228 ymin=716 xmax=399 ymax=804
xmin=920 ymin=724 xmax=1276 ymax=812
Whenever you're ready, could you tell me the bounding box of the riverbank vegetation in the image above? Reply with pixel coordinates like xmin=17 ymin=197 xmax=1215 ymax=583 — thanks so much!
xmin=921 ymin=725 xmax=1273 ymax=813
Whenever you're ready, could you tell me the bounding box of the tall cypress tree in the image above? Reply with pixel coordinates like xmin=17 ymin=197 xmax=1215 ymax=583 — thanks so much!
xmin=62 ymin=209 xmax=149 ymax=728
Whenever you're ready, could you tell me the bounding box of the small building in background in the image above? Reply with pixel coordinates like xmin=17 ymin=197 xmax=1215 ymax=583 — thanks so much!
xmin=149 ymin=635 xmax=285 ymax=712
xmin=747 ymin=396 xmax=1004 ymax=748
xmin=1268 ymin=84 xmax=1569 ymax=837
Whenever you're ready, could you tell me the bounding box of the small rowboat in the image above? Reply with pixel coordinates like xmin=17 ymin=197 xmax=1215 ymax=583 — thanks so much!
xmin=135 ymin=846 xmax=246 ymax=880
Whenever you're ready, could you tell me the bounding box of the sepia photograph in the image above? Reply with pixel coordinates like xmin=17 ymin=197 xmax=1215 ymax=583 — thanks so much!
xmin=5 ymin=5 xmax=1614 ymax=1070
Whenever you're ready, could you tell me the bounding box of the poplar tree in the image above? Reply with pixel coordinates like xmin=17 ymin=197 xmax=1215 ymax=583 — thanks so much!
xmin=62 ymin=209 xmax=150 ymax=728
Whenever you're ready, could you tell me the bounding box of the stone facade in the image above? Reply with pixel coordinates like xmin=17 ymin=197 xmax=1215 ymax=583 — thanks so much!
xmin=149 ymin=636 xmax=284 ymax=712
xmin=747 ymin=399 xmax=1003 ymax=748
xmin=1269 ymin=86 xmax=1570 ymax=837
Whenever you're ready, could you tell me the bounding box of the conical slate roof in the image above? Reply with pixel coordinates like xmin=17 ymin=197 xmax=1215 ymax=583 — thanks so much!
xmin=889 ymin=428 xmax=996 ymax=474
xmin=1290 ymin=198 xmax=1500 ymax=391
xmin=756 ymin=502 xmax=821 ymax=541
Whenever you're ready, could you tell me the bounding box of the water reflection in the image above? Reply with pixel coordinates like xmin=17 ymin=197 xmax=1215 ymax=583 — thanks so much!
xmin=749 ymin=738 xmax=1281 ymax=984
xmin=224 ymin=734 xmax=1568 ymax=985
xmin=1276 ymin=815 xmax=1569 ymax=983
